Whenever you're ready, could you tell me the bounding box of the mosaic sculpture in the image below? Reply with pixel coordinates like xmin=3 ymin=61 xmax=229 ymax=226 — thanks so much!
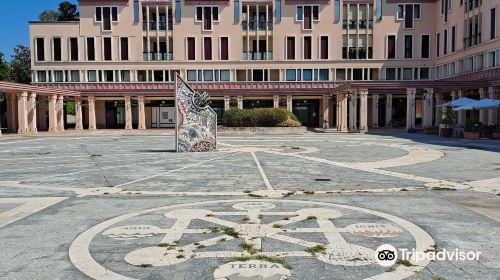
xmin=175 ymin=74 xmax=217 ymax=152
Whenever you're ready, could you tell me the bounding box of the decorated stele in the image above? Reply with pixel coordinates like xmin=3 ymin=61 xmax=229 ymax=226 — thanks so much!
xmin=175 ymin=74 xmax=217 ymax=152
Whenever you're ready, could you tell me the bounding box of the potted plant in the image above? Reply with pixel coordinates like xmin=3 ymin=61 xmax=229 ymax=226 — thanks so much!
xmin=492 ymin=125 xmax=500 ymax=140
xmin=424 ymin=126 xmax=439 ymax=134
xmin=463 ymin=118 xmax=480 ymax=140
xmin=440 ymin=106 xmax=454 ymax=137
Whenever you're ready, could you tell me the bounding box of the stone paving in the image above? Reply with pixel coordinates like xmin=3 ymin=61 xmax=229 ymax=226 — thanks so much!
xmin=0 ymin=131 xmax=499 ymax=280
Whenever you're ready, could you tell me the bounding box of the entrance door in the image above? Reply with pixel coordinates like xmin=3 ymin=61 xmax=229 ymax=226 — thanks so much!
xmin=105 ymin=101 xmax=126 ymax=128
xmin=151 ymin=106 xmax=175 ymax=128
xmin=293 ymin=100 xmax=319 ymax=127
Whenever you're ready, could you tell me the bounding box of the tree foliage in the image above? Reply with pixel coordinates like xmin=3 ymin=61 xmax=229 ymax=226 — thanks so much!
xmin=10 ymin=45 xmax=31 ymax=84
xmin=58 ymin=1 xmax=79 ymax=21
xmin=0 ymin=52 xmax=10 ymax=82
xmin=39 ymin=10 xmax=60 ymax=22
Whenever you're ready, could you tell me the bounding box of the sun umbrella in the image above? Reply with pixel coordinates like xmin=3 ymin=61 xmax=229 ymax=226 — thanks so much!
xmin=438 ymin=97 xmax=477 ymax=108
xmin=452 ymin=98 xmax=500 ymax=111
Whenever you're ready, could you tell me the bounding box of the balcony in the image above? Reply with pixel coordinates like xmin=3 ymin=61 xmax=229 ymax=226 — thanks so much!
xmin=242 ymin=52 xmax=273 ymax=60
xmin=242 ymin=21 xmax=273 ymax=31
xmin=143 ymin=21 xmax=173 ymax=31
xmin=343 ymin=19 xmax=373 ymax=29
xmin=143 ymin=52 xmax=174 ymax=61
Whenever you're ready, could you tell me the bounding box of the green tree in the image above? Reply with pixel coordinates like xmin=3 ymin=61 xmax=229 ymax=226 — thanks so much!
xmin=39 ymin=10 xmax=60 ymax=22
xmin=0 ymin=52 xmax=10 ymax=82
xmin=10 ymin=45 xmax=31 ymax=84
xmin=58 ymin=1 xmax=79 ymax=21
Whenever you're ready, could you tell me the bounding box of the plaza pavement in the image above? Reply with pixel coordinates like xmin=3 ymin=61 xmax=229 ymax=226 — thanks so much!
xmin=0 ymin=131 xmax=499 ymax=280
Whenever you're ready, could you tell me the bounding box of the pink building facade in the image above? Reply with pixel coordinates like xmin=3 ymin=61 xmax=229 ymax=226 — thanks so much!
xmin=23 ymin=0 xmax=500 ymax=130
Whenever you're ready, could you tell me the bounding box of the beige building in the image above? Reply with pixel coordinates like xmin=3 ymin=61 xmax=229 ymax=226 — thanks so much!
xmin=2 ymin=0 xmax=499 ymax=133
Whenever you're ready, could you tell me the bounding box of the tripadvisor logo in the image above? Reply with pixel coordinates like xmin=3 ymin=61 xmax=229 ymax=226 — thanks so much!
xmin=375 ymin=244 xmax=481 ymax=267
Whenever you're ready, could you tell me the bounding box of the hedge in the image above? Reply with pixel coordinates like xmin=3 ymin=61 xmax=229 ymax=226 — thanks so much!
xmin=222 ymin=108 xmax=301 ymax=127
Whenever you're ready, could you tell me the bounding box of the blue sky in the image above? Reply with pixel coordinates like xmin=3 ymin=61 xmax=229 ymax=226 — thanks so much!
xmin=0 ymin=0 xmax=77 ymax=61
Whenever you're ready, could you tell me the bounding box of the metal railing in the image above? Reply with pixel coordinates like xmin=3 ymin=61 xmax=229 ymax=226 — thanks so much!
xmin=143 ymin=22 xmax=173 ymax=31
xmin=143 ymin=52 xmax=174 ymax=61
xmin=242 ymin=21 xmax=273 ymax=31
xmin=242 ymin=52 xmax=273 ymax=60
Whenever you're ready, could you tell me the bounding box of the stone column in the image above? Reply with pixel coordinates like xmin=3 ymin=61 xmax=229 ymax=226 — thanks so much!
xmin=371 ymin=94 xmax=379 ymax=127
xmin=237 ymin=96 xmax=243 ymax=109
xmin=75 ymin=96 xmax=83 ymax=130
xmin=336 ymin=93 xmax=348 ymax=132
xmin=385 ymin=94 xmax=393 ymax=127
xmin=37 ymin=96 xmax=47 ymax=131
xmin=286 ymin=95 xmax=293 ymax=112
xmin=488 ymin=87 xmax=498 ymax=125
xmin=322 ymin=95 xmax=330 ymax=129
xmin=359 ymin=89 xmax=368 ymax=133
xmin=348 ymin=92 xmax=358 ymax=132
xmin=88 ymin=96 xmax=97 ymax=130
xmin=6 ymin=93 xmax=17 ymax=133
xmin=28 ymin=93 xmax=37 ymax=134
xmin=17 ymin=92 xmax=29 ymax=134
xmin=224 ymin=96 xmax=230 ymax=111
xmin=137 ymin=96 xmax=146 ymax=130
xmin=57 ymin=95 xmax=65 ymax=132
xmin=406 ymin=88 xmax=416 ymax=130
xmin=478 ymin=88 xmax=487 ymax=124
xmin=457 ymin=91 xmax=465 ymax=125
xmin=48 ymin=94 xmax=58 ymax=132
xmin=125 ymin=96 xmax=132 ymax=130
xmin=435 ymin=93 xmax=443 ymax=127
xmin=273 ymin=95 xmax=279 ymax=109
xmin=423 ymin=88 xmax=434 ymax=128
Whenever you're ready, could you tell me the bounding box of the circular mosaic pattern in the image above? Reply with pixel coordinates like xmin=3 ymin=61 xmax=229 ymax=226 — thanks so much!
xmin=70 ymin=199 xmax=435 ymax=280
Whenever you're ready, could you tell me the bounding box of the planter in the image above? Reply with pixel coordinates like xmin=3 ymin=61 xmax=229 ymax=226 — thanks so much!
xmin=218 ymin=126 xmax=307 ymax=135
xmin=424 ymin=128 xmax=439 ymax=134
xmin=440 ymin=127 xmax=453 ymax=138
xmin=492 ymin=132 xmax=500 ymax=139
xmin=463 ymin=131 xmax=480 ymax=140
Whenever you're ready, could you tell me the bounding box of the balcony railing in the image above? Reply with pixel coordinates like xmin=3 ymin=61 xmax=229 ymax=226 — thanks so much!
xmin=143 ymin=52 xmax=174 ymax=61
xmin=143 ymin=22 xmax=173 ymax=31
xmin=242 ymin=52 xmax=273 ymax=60
xmin=242 ymin=21 xmax=273 ymax=31
xmin=342 ymin=19 xmax=373 ymax=29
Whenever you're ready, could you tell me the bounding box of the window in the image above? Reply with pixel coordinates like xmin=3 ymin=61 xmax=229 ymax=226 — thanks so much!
xmin=419 ymin=67 xmax=430 ymax=80
xmin=421 ymin=35 xmax=430 ymax=58
xmin=103 ymin=37 xmax=112 ymax=61
xmin=387 ymin=35 xmax=396 ymax=59
xmin=187 ymin=70 xmax=197 ymax=81
xmin=436 ymin=33 xmax=440 ymax=57
xmin=103 ymin=7 xmax=111 ymax=30
xmin=70 ymin=38 xmax=78 ymax=61
xmin=187 ymin=37 xmax=195 ymax=60
xmin=196 ymin=6 xmax=218 ymax=31
xmin=54 ymin=71 xmax=64 ymax=82
xmin=319 ymin=69 xmax=329 ymax=81
xmin=53 ymin=37 xmax=62 ymax=61
xmin=491 ymin=8 xmax=497 ymax=40
xmin=112 ymin=7 xmax=118 ymax=21
xmin=286 ymin=37 xmax=295 ymax=60
xmin=220 ymin=70 xmax=230 ymax=81
xmin=443 ymin=29 xmax=448 ymax=55
xmin=404 ymin=35 xmax=412 ymax=58
xmin=397 ymin=4 xmax=419 ymax=28
xmin=303 ymin=36 xmax=312 ymax=60
xmin=296 ymin=5 xmax=318 ymax=30
xmin=220 ymin=37 xmax=228 ymax=60
xmin=386 ymin=68 xmax=396 ymax=80
xmin=96 ymin=6 xmax=118 ymax=30
xmin=104 ymin=70 xmax=114 ymax=82
xmin=397 ymin=5 xmax=404 ymax=20
xmin=204 ymin=70 xmax=214 ymax=81
xmin=203 ymin=37 xmax=212 ymax=60
xmin=120 ymin=37 xmax=129 ymax=60
xmin=286 ymin=69 xmax=297 ymax=81
xmin=402 ymin=68 xmax=413 ymax=80
xmin=320 ymin=36 xmax=328 ymax=59
xmin=87 ymin=38 xmax=95 ymax=61
xmin=96 ymin=7 xmax=102 ymax=21
xmin=88 ymin=71 xmax=97 ymax=82
xmin=70 ymin=70 xmax=80 ymax=82
xmin=37 ymin=71 xmax=47 ymax=82
xmin=121 ymin=70 xmax=131 ymax=82
xmin=303 ymin=69 xmax=313 ymax=81
xmin=36 ymin=38 xmax=45 ymax=61
xmin=451 ymin=26 xmax=456 ymax=52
